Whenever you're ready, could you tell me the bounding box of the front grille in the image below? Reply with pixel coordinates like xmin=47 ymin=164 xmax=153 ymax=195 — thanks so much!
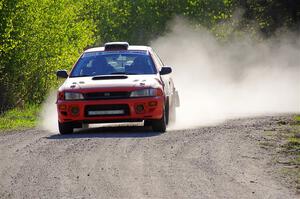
xmin=84 ymin=92 xmax=130 ymax=100
xmin=85 ymin=104 xmax=130 ymax=117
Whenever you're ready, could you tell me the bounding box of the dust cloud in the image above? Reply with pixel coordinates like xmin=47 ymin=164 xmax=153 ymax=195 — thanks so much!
xmin=152 ymin=18 xmax=300 ymax=129
xmin=39 ymin=90 xmax=58 ymax=132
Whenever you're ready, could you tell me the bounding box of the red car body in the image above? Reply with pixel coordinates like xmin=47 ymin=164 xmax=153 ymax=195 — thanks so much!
xmin=56 ymin=42 xmax=179 ymax=134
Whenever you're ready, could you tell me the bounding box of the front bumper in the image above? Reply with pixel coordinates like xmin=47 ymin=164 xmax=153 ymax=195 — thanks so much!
xmin=57 ymin=96 xmax=164 ymax=124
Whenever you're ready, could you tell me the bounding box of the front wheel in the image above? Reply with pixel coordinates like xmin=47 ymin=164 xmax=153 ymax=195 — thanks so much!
xmin=151 ymin=109 xmax=167 ymax=133
xmin=58 ymin=121 xmax=74 ymax=135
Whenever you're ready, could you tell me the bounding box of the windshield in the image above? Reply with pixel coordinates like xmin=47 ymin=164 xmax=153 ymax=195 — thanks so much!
xmin=70 ymin=51 xmax=157 ymax=77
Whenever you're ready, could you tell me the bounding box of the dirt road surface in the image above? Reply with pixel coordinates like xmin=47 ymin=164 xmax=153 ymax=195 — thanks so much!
xmin=0 ymin=116 xmax=298 ymax=199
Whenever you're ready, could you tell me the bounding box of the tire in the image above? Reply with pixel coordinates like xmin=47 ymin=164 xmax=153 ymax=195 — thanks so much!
xmin=165 ymin=99 xmax=170 ymax=125
xmin=58 ymin=121 xmax=74 ymax=135
xmin=151 ymin=107 xmax=167 ymax=133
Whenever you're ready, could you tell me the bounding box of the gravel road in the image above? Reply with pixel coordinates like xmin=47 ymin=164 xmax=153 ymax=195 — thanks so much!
xmin=0 ymin=116 xmax=298 ymax=199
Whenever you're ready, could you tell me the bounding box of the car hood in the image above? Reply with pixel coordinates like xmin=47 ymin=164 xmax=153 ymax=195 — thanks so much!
xmin=60 ymin=75 xmax=162 ymax=91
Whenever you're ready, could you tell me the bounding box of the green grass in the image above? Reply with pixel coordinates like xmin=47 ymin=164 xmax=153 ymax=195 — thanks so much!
xmin=0 ymin=104 xmax=40 ymax=131
xmin=282 ymin=115 xmax=300 ymax=189
xmin=294 ymin=115 xmax=300 ymax=125
xmin=290 ymin=115 xmax=300 ymax=147
xmin=261 ymin=116 xmax=300 ymax=190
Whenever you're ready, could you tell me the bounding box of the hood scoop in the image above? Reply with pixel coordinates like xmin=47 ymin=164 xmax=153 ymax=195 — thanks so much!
xmin=92 ymin=75 xmax=128 ymax=80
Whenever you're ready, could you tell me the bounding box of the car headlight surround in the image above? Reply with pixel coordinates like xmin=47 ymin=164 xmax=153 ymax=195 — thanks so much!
xmin=130 ymin=88 xmax=157 ymax=97
xmin=64 ymin=92 xmax=84 ymax=100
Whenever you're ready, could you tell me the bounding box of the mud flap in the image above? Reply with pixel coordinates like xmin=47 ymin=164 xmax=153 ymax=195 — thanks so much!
xmin=175 ymin=90 xmax=180 ymax=107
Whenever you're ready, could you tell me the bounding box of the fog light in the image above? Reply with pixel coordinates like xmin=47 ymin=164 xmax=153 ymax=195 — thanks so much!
xmin=135 ymin=104 xmax=145 ymax=114
xmin=70 ymin=106 xmax=80 ymax=116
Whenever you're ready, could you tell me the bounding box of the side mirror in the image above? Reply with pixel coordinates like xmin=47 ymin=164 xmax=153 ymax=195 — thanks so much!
xmin=56 ymin=70 xmax=68 ymax=78
xmin=159 ymin=66 xmax=172 ymax=75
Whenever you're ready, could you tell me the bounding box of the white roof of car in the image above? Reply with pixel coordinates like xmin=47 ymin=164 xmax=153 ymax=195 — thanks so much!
xmin=85 ymin=45 xmax=151 ymax=53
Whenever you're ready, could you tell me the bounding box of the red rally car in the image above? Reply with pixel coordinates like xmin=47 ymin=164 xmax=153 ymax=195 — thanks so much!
xmin=56 ymin=42 xmax=180 ymax=134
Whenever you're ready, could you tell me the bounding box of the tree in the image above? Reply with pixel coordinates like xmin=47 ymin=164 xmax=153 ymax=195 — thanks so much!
xmin=0 ymin=0 xmax=95 ymax=111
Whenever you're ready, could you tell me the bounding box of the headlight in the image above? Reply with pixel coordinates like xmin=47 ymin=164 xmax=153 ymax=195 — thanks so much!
xmin=64 ymin=92 xmax=84 ymax=100
xmin=130 ymin=88 xmax=157 ymax=97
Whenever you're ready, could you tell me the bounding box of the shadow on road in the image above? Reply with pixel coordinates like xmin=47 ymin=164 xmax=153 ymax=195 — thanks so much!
xmin=46 ymin=125 xmax=161 ymax=139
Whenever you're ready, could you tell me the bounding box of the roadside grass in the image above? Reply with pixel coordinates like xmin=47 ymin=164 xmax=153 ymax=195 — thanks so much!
xmin=282 ymin=115 xmax=300 ymax=190
xmin=295 ymin=115 xmax=300 ymax=122
xmin=0 ymin=104 xmax=40 ymax=131
xmin=259 ymin=115 xmax=300 ymax=191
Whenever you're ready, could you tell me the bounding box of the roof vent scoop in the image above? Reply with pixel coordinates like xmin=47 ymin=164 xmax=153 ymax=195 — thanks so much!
xmin=104 ymin=42 xmax=129 ymax=51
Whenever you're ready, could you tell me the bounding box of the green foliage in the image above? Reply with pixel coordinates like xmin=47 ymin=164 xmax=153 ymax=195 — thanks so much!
xmin=232 ymin=0 xmax=300 ymax=36
xmin=88 ymin=0 xmax=232 ymax=45
xmin=0 ymin=0 xmax=95 ymax=110
xmin=0 ymin=104 xmax=40 ymax=131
